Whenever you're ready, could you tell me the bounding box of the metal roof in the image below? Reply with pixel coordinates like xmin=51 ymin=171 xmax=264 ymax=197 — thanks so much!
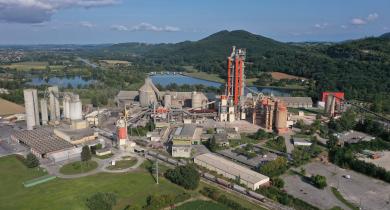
xmin=116 ymin=91 xmax=139 ymax=100
xmin=195 ymin=153 xmax=269 ymax=184
xmin=11 ymin=127 xmax=74 ymax=154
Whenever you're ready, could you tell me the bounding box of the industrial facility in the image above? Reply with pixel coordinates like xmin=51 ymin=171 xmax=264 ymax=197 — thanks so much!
xmin=194 ymin=153 xmax=270 ymax=190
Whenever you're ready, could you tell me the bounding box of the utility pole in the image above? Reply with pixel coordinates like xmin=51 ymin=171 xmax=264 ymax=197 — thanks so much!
xmin=156 ymin=159 xmax=159 ymax=184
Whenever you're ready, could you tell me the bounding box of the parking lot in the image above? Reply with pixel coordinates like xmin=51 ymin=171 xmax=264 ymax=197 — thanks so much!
xmin=359 ymin=151 xmax=390 ymax=171
xmin=283 ymin=161 xmax=390 ymax=210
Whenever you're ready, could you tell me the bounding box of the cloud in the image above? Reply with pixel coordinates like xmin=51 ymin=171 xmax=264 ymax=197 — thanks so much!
xmin=367 ymin=13 xmax=379 ymax=21
xmin=350 ymin=13 xmax=379 ymax=26
xmin=80 ymin=21 xmax=95 ymax=28
xmin=314 ymin=22 xmax=328 ymax=29
xmin=351 ymin=18 xmax=367 ymax=25
xmin=111 ymin=25 xmax=128 ymax=31
xmin=340 ymin=25 xmax=348 ymax=29
xmin=111 ymin=23 xmax=181 ymax=32
xmin=130 ymin=22 xmax=180 ymax=32
xmin=0 ymin=0 xmax=118 ymax=23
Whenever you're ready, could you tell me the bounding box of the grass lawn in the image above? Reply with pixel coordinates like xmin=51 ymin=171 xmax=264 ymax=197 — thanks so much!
xmin=106 ymin=158 xmax=137 ymax=170
xmin=176 ymin=200 xmax=228 ymax=210
xmin=93 ymin=154 xmax=114 ymax=159
xmin=0 ymin=155 xmax=187 ymax=210
xmin=331 ymin=187 xmax=359 ymax=210
xmin=59 ymin=160 xmax=98 ymax=175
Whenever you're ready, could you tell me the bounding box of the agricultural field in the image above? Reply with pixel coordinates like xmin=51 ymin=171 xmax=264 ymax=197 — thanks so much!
xmin=270 ymin=72 xmax=307 ymax=80
xmin=1 ymin=61 xmax=49 ymax=71
xmin=99 ymin=60 xmax=130 ymax=66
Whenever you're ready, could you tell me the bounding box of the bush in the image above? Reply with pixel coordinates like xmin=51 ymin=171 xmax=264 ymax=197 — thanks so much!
xmin=259 ymin=157 xmax=288 ymax=177
xmin=200 ymin=187 xmax=250 ymax=210
xmin=311 ymin=175 xmax=327 ymax=189
xmin=165 ymin=164 xmax=200 ymax=190
xmin=85 ymin=192 xmax=117 ymax=210
xmin=25 ymin=153 xmax=39 ymax=168
xmin=272 ymin=177 xmax=284 ymax=188
xmin=91 ymin=144 xmax=102 ymax=155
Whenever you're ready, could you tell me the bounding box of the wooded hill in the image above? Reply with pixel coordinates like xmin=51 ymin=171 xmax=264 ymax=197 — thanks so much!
xmin=100 ymin=30 xmax=390 ymax=108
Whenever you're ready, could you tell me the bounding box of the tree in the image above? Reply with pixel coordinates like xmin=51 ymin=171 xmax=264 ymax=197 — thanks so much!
xmin=165 ymin=164 xmax=200 ymax=190
xmin=272 ymin=177 xmax=285 ymax=189
xmin=259 ymin=157 xmax=288 ymax=177
xmin=311 ymin=175 xmax=327 ymax=189
xmin=81 ymin=145 xmax=92 ymax=162
xmin=25 ymin=153 xmax=39 ymax=168
xmin=208 ymin=136 xmax=218 ymax=152
xmin=85 ymin=192 xmax=117 ymax=210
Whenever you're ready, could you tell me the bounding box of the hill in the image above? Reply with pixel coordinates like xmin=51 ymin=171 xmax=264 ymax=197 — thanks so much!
xmin=97 ymin=30 xmax=390 ymax=109
xmin=380 ymin=32 xmax=390 ymax=38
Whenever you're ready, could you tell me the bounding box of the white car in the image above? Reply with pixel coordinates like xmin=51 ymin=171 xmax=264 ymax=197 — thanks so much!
xmin=343 ymin=175 xmax=351 ymax=179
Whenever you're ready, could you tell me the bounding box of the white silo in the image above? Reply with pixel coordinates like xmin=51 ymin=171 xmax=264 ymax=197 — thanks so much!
xmin=192 ymin=91 xmax=202 ymax=110
xmin=63 ymin=94 xmax=71 ymax=119
xmin=70 ymin=94 xmax=82 ymax=120
xmin=23 ymin=89 xmax=39 ymax=130
xmin=40 ymin=98 xmax=48 ymax=125
xmin=48 ymin=86 xmax=60 ymax=121
xmin=164 ymin=94 xmax=172 ymax=109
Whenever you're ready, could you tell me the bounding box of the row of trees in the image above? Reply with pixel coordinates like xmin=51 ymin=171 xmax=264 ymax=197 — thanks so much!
xmin=200 ymin=187 xmax=251 ymax=210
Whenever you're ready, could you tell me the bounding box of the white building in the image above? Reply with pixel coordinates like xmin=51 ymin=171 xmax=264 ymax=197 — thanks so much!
xmin=194 ymin=153 xmax=270 ymax=190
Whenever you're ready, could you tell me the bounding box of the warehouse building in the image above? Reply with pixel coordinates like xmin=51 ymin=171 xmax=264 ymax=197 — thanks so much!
xmin=194 ymin=153 xmax=270 ymax=190
xmin=171 ymin=124 xmax=202 ymax=158
xmin=11 ymin=127 xmax=75 ymax=158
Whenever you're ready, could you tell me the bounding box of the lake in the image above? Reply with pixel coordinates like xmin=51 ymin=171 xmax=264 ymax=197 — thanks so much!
xmin=27 ymin=76 xmax=96 ymax=88
xmin=150 ymin=74 xmax=292 ymax=96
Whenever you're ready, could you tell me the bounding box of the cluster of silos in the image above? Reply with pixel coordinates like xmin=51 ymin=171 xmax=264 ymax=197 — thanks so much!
xmin=63 ymin=93 xmax=82 ymax=121
xmin=23 ymin=89 xmax=40 ymax=130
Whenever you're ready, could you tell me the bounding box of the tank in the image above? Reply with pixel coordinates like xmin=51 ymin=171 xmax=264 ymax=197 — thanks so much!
xmin=157 ymin=154 xmax=168 ymax=161
xmin=233 ymin=184 xmax=247 ymax=193
xmin=164 ymin=94 xmax=172 ymax=109
xmin=167 ymin=158 xmax=178 ymax=165
xmin=203 ymin=173 xmax=216 ymax=181
xmin=216 ymin=178 xmax=231 ymax=187
xmin=192 ymin=91 xmax=202 ymax=110
xmin=23 ymin=89 xmax=39 ymax=130
xmin=40 ymin=99 xmax=48 ymax=125
xmin=148 ymin=150 xmax=157 ymax=156
xmin=248 ymin=191 xmax=265 ymax=201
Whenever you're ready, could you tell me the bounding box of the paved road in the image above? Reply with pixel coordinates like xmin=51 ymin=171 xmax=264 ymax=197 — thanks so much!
xmin=42 ymin=150 xmax=145 ymax=179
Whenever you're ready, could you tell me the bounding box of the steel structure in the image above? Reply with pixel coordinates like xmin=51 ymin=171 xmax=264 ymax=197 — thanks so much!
xmin=226 ymin=46 xmax=246 ymax=106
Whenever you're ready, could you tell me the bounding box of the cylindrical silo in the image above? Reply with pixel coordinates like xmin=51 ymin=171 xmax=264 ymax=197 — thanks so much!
xmin=164 ymin=94 xmax=171 ymax=109
xmin=275 ymin=103 xmax=288 ymax=133
xmin=40 ymin=98 xmax=48 ymax=125
xmin=24 ymin=89 xmax=39 ymax=130
xmin=70 ymin=94 xmax=82 ymax=121
xmin=48 ymin=86 xmax=60 ymax=121
xmin=192 ymin=91 xmax=202 ymax=110
xmin=139 ymin=79 xmax=157 ymax=107
xmin=63 ymin=94 xmax=71 ymax=119
xmin=116 ymin=118 xmax=127 ymax=146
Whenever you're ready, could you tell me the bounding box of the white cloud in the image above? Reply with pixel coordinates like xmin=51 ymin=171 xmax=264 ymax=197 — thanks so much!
xmin=314 ymin=22 xmax=328 ymax=29
xmin=111 ymin=25 xmax=128 ymax=31
xmin=351 ymin=18 xmax=367 ymax=25
xmin=340 ymin=25 xmax=348 ymax=29
xmin=0 ymin=0 xmax=119 ymax=23
xmin=130 ymin=22 xmax=181 ymax=32
xmin=350 ymin=13 xmax=379 ymax=26
xmin=80 ymin=21 xmax=95 ymax=28
xmin=367 ymin=13 xmax=379 ymax=21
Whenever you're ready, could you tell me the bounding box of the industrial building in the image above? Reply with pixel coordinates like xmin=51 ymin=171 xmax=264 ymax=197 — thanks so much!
xmin=322 ymin=92 xmax=345 ymax=117
xmin=194 ymin=153 xmax=270 ymax=190
xmin=171 ymin=124 xmax=202 ymax=158
xmin=250 ymin=97 xmax=288 ymax=133
xmin=276 ymin=97 xmax=313 ymax=108
xmin=11 ymin=127 xmax=75 ymax=158
xmin=53 ymin=127 xmax=98 ymax=145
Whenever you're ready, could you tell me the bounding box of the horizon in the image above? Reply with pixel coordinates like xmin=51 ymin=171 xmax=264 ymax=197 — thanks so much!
xmin=0 ymin=0 xmax=389 ymax=45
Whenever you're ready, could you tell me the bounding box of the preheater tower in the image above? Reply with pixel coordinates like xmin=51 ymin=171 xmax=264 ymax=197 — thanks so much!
xmin=226 ymin=46 xmax=246 ymax=106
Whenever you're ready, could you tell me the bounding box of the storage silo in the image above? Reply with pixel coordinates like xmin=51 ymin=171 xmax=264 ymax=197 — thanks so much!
xmin=48 ymin=86 xmax=60 ymax=121
xmin=40 ymin=98 xmax=48 ymax=125
xmin=116 ymin=118 xmax=127 ymax=146
xmin=70 ymin=94 xmax=82 ymax=121
xmin=275 ymin=102 xmax=288 ymax=134
xmin=63 ymin=94 xmax=71 ymax=119
xmin=164 ymin=94 xmax=172 ymax=109
xmin=23 ymin=89 xmax=39 ymax=130
xmin=139 ymin=78 xmax=157 ymax=107
xmin=191 ymin=91 xmax=202 ymax=110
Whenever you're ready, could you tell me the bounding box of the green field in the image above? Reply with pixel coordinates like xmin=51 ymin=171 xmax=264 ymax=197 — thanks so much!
xmin=176 ymin=200 xmax=228 ymax=210
xmin=0 ymin=155 xmax=188 ymax=210
xmin=182 ymin=66 xmax=225 ymax=83
xmin=59 ymin=160 xmax=98 ymax=175
xmin=106 ymin=158 xmax=137 ymax=170
xmin=2 ymin=61 xmax=49 ymax=70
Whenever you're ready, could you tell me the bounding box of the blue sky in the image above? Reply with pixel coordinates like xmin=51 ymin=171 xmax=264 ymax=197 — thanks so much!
xmin=0 ymin=0 xmax=389 ymax=44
